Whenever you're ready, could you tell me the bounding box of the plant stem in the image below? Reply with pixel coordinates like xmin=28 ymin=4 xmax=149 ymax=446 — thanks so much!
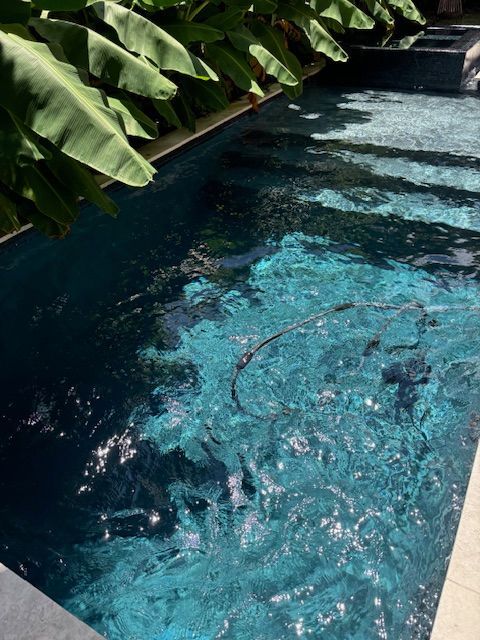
xmin=188 ymin=0 xmax=210 ymax=21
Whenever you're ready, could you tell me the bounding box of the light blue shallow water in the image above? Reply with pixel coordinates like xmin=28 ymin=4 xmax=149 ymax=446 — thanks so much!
xmin=66 ymin=236 xmax=480 ymax=640
xmin=1 ymin=86 xmax=480 ymax=640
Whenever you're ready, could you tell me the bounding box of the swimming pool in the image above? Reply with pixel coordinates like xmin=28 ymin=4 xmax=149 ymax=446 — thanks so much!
xmin=1 ymin=86 xmax=480 ymax=640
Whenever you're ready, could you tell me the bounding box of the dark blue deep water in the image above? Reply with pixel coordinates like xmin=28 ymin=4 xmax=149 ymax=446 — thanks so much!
xmin=1 ymin=86 xmax=480 ymax=640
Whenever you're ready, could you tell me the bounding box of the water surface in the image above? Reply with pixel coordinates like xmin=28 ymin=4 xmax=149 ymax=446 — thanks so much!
xmin=1 ymin=86 xmax=480 ymax=640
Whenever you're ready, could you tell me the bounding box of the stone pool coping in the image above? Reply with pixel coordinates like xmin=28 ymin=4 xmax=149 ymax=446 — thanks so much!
xmin=0 ymin=63 xmax=322 ymax=247
xmin=0 ymin=563 xmax=103 ymax=640
xmin=430 ymin=439 xmax=480 ymax=639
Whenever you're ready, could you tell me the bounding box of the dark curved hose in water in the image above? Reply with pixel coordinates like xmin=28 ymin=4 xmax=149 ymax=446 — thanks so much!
xmin=231 ymin=301 xmax=480 ymax=418
xmin=231 ymin=301 xmax=423 ymax=410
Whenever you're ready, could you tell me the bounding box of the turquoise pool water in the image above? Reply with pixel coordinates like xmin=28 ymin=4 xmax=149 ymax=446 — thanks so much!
xmin=1 ymin=86 xmax=480 ymax=639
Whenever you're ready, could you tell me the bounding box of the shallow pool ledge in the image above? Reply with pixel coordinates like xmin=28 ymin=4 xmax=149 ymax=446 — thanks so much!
xmin=430 ymin=442 xmax=480 ymax=639
xmin=0 ymin=563 xmax=103 ymax=640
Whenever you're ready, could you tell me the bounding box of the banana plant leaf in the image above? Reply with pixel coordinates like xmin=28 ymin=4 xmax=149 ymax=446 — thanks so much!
xmin=152 ymin=99 xmax=182 ymax=129
xmin=0 ymin=162 xmax=79 ymax=225
xmin=0 ymin=0 xmax=31 ymax=24
xmin=0 ymin=191 xmax=22 ymax=234
xmin=321 ymin=15 xmax=345 ymax=33
xmin=253 ymin=0 xmax=277 ymax=13
xmin=206 ymin=42 xmax=264 ymax=96
xmin=92 ymin=1 xmax=218 ymax=81
xmin=107 ymin=93 xmax=158 ymax=140
xmin=162 ymin=20 xmax=224 ymax=45
xmin=0 ymin=26 xmax=155 ymax=186
xmin=362 ymin=0 xmax=394 ymax=26
xmin=44 ymin=142 xmax=118 ymax=215
xmin=107 ymin=93 xmax=159 ymax=140
xmin=277 ymin=2 xmax=348 ymax=61
xmin=312 ymin=0 xmax=374 ymax=29
xmin=172 ymin=92 xmax=196 ymax=132
xmin=249 ymin=22 xmax=303 ymax=98
xmin=386 ymin=0 xmax=425 ymax=23
xmin=204 ymin=8 xmax=245 ymax=30
xmin=0 ymin=108 xmax=50 ymax=165
xmin=395 ymin=31 xmax=423 ymax=48
xmin=181 ymin=77 xmax=230 ymax=112
xmin=32 ymin=0 xmax=110 ymax=8
xmin=134 ymin=0 xmax=185 ymax=9
xmin=224 ymin=0 xmax=253 ymax=9
xmin=25 ymin=206 xmax=70 ymax=237
xmin=30 ymin=18 xmax=177 ymax=100
xmin=227 ymin=26 xmax=298 ymax=86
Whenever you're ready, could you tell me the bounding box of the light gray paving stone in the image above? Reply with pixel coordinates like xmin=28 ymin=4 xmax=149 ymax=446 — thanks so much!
xmin=430 ymin=579 xmax=480 ymax=640
xmin=430 ymin=443 xmax=480 ymax=639
xmin=0 ymin=564 xmax=103 ymax=640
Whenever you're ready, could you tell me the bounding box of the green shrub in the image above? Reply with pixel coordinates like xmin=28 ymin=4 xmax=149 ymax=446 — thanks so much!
xmin=0 ymin=0 xmax=425 ymax=236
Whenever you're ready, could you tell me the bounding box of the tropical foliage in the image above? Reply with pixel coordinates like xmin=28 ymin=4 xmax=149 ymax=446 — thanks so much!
xmin=0 ymin=0 xmax=425 ymax=237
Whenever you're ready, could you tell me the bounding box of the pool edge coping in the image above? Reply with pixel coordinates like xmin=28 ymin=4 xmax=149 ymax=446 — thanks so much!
xmin=430 ymin=438 xmax=480 ymax=639
xmin=0 ymin=63 xmax=322 ymax=247
xmin=0 ymin=563 xmax=103 ymax=640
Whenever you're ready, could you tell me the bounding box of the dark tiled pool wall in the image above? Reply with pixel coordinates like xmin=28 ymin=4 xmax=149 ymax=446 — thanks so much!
xmin=324 ymin=25 xmax=480 ymax=92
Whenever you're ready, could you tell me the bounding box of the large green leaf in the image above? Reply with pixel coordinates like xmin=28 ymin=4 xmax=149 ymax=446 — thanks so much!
xmin=0 ymin=108 xmax=50 ymax=166
xmin=172 ymin=92 xmax=196 ymax=132
xmin=395 ymin=31 xmax=423 ymax=48
xmin=249 ymin=22 xmax=303 ymax=98
xmin=44 ymin=143 xmax=118 ymax=216
xmin=0 ymin=162 xmax=79 ymax=225
xmin=134 ymin=0 xmax=185 ymax=9
xmin=152 ymin=99 xmax=182 ymax=129
xmin=0 ymin=27 xmax=155 ymax=186
xmin=92 ymin=1 xmax=218 ymax=81
xmin=227 ymin=26 xmax=298 ymax=86
xmin=25 ymin=206 xmax=70 ymax=237
xmin=27 ymin=168 xmax=79 ymax=225
xmin=277 ymin=2 xmax=348 ymax=61
xmin=313 ymin=17 xmax=348 ymax=60
xmin=386 ymin=0 xmax=425 ymax=24
xmin=0 ymin=0 xmax=31 ymax=24
xmin=30 ymin=17 xmax=177 ymax=100
xmin=204 ymin=8 xmax=245 ymax=31
xmin=181 ymin=77 xmax=230 ymax=112
xmin=0 ymin=190 xmax=22 ymax=234
xmin=107 ymin=93 xmax=158 ymax=139
xmin=162 ymin=20 xmax=224 ymax=45
xmin=361 ymin=0 xmax=394 ymax=26
xmin=224 ymin=0 xmax=252 ymax=8
xmin=32 ymin=0 xmax=107 ymax=8
xmin=321 ymin=16 xmax=345 ymax=34
xmin=312 ymin=0 xmax=374 ymax=30
xmin=253 ymin=0 xmax=277 ymax=13
xmin=206 ymin=42 xmax=264 ymax=96
xmin=277 ymin=2 xmax=317 ymax=22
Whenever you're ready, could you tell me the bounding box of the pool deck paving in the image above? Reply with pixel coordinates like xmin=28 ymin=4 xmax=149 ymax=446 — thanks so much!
xmin=0 ymin=563 xmax=103 ymax=640
xmin=430 ymin=441 xmax=480 ymax=639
